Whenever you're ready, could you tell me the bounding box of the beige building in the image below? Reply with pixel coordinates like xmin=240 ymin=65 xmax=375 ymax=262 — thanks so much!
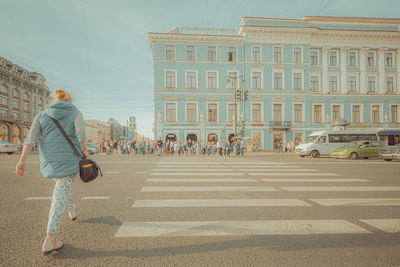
xmin=84 ymin=120 xmax=111 ymax=145
xmin=0 ymin=56 xmax=51 ymax=143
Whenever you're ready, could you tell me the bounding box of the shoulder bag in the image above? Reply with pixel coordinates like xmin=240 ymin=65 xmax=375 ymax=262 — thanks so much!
xmin=50 ymin=117 xmax=103 ymax=183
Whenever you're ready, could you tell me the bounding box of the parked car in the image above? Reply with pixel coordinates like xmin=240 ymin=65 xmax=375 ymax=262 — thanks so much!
xmin=330 ymin=141 xmax=385 ymax=160
xmin=87 ymin=144 xmax=98 ymax=155
xmin=0 ymin=141 xmax=18 ymax=154
xmin=379 ymin=145 xmax=400 ymax=161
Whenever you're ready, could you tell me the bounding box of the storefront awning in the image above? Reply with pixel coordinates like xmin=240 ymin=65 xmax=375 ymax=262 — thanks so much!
xmin=377 ymin=130 xmax=400 ymax=135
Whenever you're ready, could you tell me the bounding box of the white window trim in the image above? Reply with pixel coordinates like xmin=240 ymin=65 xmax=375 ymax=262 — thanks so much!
xmin=165 ymin=45 xmax=176 ymax=61
xmin=331 ymin=103 xmax=344 ymax=121
xmin=272 ymin=102 xmax=285 ymax=121
xmin=206 ymin=70 xmax=219 ymax=89
xmin=293 ymin=46 xmax=303 ymax=64
xmin=329 ymin=50 xmax=339 ymax=66
xmin=370 ymin=103 xmax=384 ymax=123
xmin=384 ymin=73 xmax=397 ymax=93
xmin=385 ymin=51 xmax=395 ymax=67
xmin=228 ymin=46 xmax=238 ymax=62
xmin=186 ymin=45 xmax=197 ymax=61
xmin=351 ymin=103 xmax=364 ymax=123
xmin=250 ymin=102 xmax=263 ymax=122
xmin=164 ymin=101 xmax=178 ymax=122
xmin=185 ymin=70 xmax=198 ymax=89
xmin=292 ymin=69 xmax=305 ymax=90
xmin=312 ymin=103 xmax=325 ymax=123
xmin=251 ymin=45 xmax=262 ymax=62
xmin=185 ymin=102 xmax=198 ymax=122
xmin=310 ymin=73 xmax=321 ymax=92
xmin=273 ymin=46 xmax=283 ymax=63
xmin=251 ymin=70 xmax=263 ymax=89
xmin=252 ymin=131 xmax=264 ymax=149
xmin=272 ymin=70 xmax=285 ymax=89
xmin=292 ymin=102 xmax=305 ymax=123
xmin=226 ymin=102 xmax=236 ymax=122
xmin=207 ymin=102 xmax=219 ymax=122
xmin=328 ymin=74 xmax=341 ymax=92
xmin=310 ymin=49 xmax=319 ymax=66
xmin=367 ymin=73 xmax=378 ymax=93
xmin=348 ymin=50 xmax=358 ymax=67
xmin=367 ymin=51 xmax=376 ymax=67
xmin=347 ymin=75 xmax=359 ymax=92
xmin=390 ymin=104 xmax=400 ymax=123
xmin=164 ymin=69 xmax=177 ymax=89
xmin=226 ymin=70 xmax=240 ymax=89
xmin=207 ymin=46 xmax=218 ymax=62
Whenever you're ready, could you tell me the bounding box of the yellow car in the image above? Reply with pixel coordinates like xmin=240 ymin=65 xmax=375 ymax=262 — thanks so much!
xmin=330 ymin=141 xmax=386 ymax=160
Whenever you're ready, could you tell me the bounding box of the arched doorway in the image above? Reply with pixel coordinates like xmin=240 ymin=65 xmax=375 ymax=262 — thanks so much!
xmin=165 ymin=133 xmax=177 ymax=142
xmin=0 ymin=124 xmax=8 ymax=141
xmin=208 ymin=133 xmax=218 ymax=143
xmin=186 ymin=133 xmax=197 ymax=142
xmin=12 ymin=125 xmax=20 ymax=143
xmin=23 ymin=127 xmax=29 ymax=142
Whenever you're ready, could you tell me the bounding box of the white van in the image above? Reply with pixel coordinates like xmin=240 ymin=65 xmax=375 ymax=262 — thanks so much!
xmin=295 ymin=130 xmax=378 ymax=158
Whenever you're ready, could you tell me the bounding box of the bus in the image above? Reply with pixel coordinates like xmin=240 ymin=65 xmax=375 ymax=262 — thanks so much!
xmin=295 ymin=130 xmax=378 ymax=158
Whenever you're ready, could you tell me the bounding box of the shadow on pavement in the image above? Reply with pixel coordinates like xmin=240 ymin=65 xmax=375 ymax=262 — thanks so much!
xmin=79 ymin=216 xmax=123 ymax=226
xmin=53 ymin=233 xmax=400 ymax=259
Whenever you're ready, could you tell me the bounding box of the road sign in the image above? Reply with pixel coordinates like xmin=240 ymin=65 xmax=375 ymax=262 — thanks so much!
xmin=128 ymin=122 xmax=137 ymax=131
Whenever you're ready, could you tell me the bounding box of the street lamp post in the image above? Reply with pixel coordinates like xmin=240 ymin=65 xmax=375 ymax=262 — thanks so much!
xmin=226 ymin=68 xmax=240 ymax=136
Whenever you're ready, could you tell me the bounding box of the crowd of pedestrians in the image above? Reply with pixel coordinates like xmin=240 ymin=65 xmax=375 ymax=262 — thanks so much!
xmin=94 ymin=137 xmax=247 ymax=157
xmin=273 ymin=139 xmax=300 ymax=154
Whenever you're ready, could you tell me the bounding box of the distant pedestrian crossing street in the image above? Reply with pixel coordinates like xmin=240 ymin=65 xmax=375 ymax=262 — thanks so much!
xmin=115 ymin=158 xmax=400 ymax=238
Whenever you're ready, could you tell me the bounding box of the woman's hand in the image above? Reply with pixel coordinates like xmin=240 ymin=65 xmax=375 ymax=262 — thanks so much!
xmin=82 ymin=150 xmax=88 ymax=158
xmin=16 ymin=161 xmax=25 ymax=176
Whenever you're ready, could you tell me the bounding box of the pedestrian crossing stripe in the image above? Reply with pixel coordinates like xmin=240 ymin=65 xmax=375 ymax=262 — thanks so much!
xmin=261 ymin=179 xmax=370 ymax=183
xmin=132 ymin=199 xmax=310 ymax=207
xmin=150 ymin=173 xmax=244 ymax=176
xmin=141 ymin=186 xmax=278 ymax=192
xmin=115 ymin=219 xmax=370 ymax=237
xmin=249 ymin=173 xmax=341 ymax=176
xmin=238 ymin=169 xmax=318 ymax=172
xmin=147 ymin=178 xmax=259 ymax=183
xmin=281 ymin=186 xmax=400 ymax=192
xmin=311 ymin=198 xmax=400 ymax=206
xmin=359 ymin=219 xmax=400 ymax=233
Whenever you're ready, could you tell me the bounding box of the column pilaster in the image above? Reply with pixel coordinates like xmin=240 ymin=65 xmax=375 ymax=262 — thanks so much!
xmin=378 ymin=48 xmax=387 ymax=94
xmin=322 ymin=47 xmax=329 ymax=93
xmin=340 ymin=47 xmax=349 ymax=93
xmin=360 ymin=48 xmax=368 ymax=94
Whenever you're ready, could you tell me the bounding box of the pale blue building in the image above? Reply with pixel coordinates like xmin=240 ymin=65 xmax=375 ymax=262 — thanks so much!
xmin=148 ymin=16 xmax=400 ymax=150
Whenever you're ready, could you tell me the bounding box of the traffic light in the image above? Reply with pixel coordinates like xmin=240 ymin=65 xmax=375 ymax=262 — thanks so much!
xmin=244 ymin=90 xmax=249 ymax=101
xmin=235 ymin=90 xmax=241 ymax=100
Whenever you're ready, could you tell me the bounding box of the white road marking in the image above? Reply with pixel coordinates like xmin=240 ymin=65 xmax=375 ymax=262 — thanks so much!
xmin=115 ymin=220 xmax=370 ymax=237
xmin=282 ymin=186 xmax=400 ymax=192
xmin=98 ymin=162 xmax=155 ymax=164
xmin=153 ymin=169 xmax=232 ymax=172
xmin=136 ymin=171 xmax=150 ymax=173
xmin=157 ymin=162 xmax=221 ymax=165
xmin=311 ymin=198 xmax=400 ymax=206
xmin=25 ymin=197 xmax=52 ymax=200
xmin=360 ymin=219 xmax=400 ymax=233
xmin=262 ymin=178 xmax=370 ymax=183
xmin=250 ymin=173 xmax=340 ymax=176
xmin=82 ymin=196 xmax=111 ymax=200
xmin=147 ymin=178 xmax=258 ymax=183
xmin=141 ymin=186 xmax=278 ymax=192
xmin=226 ymin=162 xmax=287 ymax=165
xmin=132 ymin=199 xmax=310 ymax=207
xmin=239 ymin=169 xmax=318 ymax=172
xmin=231 ymin=166 xmax=301 ymax=168
xmin=151 ymin=172 xmax=244 ymax=176
xmin=155 ymin=166 xmax=230 ymax=168
xmin=105 ymin=171 xmax=120 ymax=174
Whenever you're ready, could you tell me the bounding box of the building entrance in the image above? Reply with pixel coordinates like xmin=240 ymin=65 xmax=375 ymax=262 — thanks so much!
xmin=272 ymin=132 xmax=285 ymax=151
xmin=165 ymin=133 xmax=177 ymax=142
xmin=208 ymin=133 xmax=218 ymax=143
xmin=186 ymin=133 xmax=197 ymax=142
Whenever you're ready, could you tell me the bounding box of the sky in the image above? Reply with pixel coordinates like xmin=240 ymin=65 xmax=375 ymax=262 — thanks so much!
xmin=0 ymin=0 xmax=399 ymax=138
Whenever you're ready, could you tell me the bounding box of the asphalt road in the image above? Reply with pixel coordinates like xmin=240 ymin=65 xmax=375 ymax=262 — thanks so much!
xmin=0 ymin=153 xmax=399 ymax=267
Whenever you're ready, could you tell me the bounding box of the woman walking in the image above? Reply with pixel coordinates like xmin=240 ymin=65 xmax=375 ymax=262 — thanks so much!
xmin=16 ymin=89 xmax=88 ymax=255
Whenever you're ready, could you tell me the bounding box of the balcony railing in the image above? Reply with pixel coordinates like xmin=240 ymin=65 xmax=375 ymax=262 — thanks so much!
xmin=268 ymin=121 xmax=291 ymax=130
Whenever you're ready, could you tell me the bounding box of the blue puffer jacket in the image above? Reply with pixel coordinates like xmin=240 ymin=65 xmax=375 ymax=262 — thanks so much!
xmin=39 ymin=101 xmax=82 ymax=178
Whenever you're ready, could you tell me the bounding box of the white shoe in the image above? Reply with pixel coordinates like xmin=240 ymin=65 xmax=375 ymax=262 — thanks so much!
xmin=42 ymin=237 xmax=63 ymax=255
xmin=68 ymin=204 xmax=77 ymax=221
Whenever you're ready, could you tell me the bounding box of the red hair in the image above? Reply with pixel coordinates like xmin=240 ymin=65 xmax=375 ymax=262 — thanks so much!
xmin=53 ymin=89 xmax=71 ymax=102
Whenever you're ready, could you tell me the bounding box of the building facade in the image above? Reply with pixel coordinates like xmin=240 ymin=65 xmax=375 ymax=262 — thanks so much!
xmin=0 ymin=56 xmax=50 ymax=143
xmin=148 ymin=16 xmax=400 ymax=150
xmin=84 ymin=120 xmax=111 ymax=145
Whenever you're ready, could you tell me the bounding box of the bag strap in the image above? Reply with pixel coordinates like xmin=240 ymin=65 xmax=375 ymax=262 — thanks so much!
xmin=50 ymin=117 xmax=83 ymax=159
